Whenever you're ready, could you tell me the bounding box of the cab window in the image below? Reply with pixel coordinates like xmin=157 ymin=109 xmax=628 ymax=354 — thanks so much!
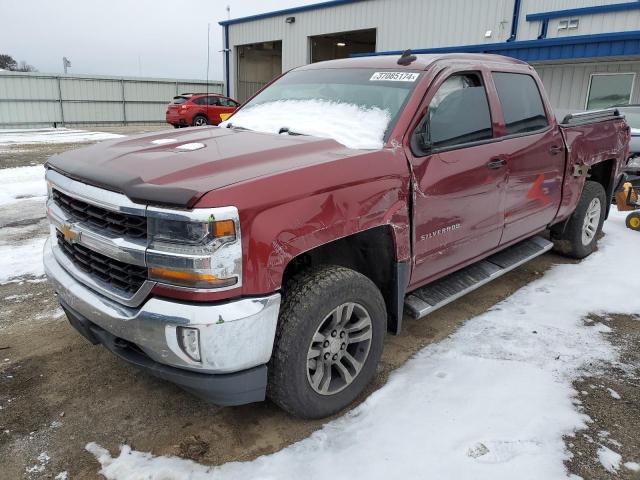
xmin=426 ymin=73 xmax=493 ymax=150
xmin=492 ymin=72 xmax=549 ymax=135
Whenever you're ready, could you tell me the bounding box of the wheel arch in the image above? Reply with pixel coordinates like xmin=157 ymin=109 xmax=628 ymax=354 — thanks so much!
xmin=588 ymin=159 xmax=616 ymax=217
xmin=281 ymin=225 xmax=410 ymax=335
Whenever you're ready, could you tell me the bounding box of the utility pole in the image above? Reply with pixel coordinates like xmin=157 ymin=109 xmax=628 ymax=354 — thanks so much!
xmin=206 ymin=23 xmax=211 ymax=96
xmin=62 ymin=57 xmax=71 ymax=74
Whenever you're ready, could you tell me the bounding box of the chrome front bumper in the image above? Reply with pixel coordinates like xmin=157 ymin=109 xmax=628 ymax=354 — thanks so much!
xmin=44 ymin=238 xmax=281 ymax=374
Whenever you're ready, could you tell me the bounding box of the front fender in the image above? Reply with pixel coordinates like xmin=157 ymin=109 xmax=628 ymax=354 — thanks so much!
xmin=197 ymin=148 xmax=411 ymax=295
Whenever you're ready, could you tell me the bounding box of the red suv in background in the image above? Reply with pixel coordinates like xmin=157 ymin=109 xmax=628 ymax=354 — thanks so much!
xmin=166 ymin=93 xmax=239 ymax=127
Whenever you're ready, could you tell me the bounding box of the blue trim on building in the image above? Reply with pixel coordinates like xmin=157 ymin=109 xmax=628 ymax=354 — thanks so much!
xmin=351 ymin=30 xmax=640 ymax=62
xmin=507 ymin=0 xmax=522 ymax=41
xmin=219 ymin=0 xmax=366 ymax=26
xmin=224 ymin=25 xmax=230 ymax=97
xmin=526 ymin=2 xmax=640 ymax=22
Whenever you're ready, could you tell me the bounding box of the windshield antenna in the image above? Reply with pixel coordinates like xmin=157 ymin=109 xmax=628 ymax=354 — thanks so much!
xmin=397 ymin=49 xmax=417 ymax=66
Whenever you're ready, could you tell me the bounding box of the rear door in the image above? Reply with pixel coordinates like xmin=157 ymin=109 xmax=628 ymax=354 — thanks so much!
xmin=191 ymin=96 xmax=208 ymax=119
xmin=408 ymin=70 xmax=507 ymax=287
xmin=490 ymin=72 xmax=564 ymax=245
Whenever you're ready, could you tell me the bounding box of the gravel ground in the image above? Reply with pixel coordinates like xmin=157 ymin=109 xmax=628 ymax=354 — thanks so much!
xmin=0 ymin=125 xmax=170 ymax=169
xmin=0 ymin=131 xmax=638 ymax=479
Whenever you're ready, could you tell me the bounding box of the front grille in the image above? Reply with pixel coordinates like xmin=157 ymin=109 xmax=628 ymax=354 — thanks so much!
xmin=56 ymin=230 xmax=147 ymax=294
xmin=52 ymin=189 xmax=147 ymax=239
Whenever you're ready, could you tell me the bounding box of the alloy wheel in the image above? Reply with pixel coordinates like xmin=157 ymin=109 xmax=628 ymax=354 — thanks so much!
xmin=581 ymin=197 xmax=601 ymax=246
xmin=306 ymin=302 xmax=373 ymax=395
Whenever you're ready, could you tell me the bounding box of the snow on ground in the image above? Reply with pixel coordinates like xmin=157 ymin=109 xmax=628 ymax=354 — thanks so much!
xmin=220 ymin=100 xmax=391 ymax=150
xmin=0 ymin=165 xmax=46 ymax=206
xmin=86 ymin=209 xmax=640 ymax=480
xmin=0 ymin=166 xmax=48 ymax=283
xmin=0 ymin=128 xmax=123 ymax=146
xmin=597 ymin=445 xmax=622 ymax=473
xmin=0 ymin=236 xmax=46 ymax=283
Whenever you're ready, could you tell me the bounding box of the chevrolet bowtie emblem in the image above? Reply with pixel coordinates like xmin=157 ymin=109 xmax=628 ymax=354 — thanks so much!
xmin=61 ymin=223 xmax=81 ymax=243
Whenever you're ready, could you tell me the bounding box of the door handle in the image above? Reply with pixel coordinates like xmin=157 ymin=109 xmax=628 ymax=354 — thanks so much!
xmin=487 ymin=158 xmax=506 ymax=169
xmin=549 ymin=145 xmax=563 ymax=155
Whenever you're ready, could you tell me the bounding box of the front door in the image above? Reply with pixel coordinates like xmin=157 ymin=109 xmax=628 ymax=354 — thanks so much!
xmin=209 ymin=97 xmax=238 ymax=125
xmin=409 ymin=72 xmax=507 ymax=287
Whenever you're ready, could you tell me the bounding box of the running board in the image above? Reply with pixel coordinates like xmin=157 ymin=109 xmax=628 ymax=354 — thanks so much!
xmin=404 ymin=236 xmax=553 ymax=319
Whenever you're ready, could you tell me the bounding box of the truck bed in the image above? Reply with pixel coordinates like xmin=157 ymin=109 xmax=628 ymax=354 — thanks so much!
xmin=555 ymin=108 xmax=629 ymax=222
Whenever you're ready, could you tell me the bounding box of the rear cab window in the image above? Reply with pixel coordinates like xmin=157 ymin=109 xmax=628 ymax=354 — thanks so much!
xmin=492 ymin=72 xmax=549 ymax=135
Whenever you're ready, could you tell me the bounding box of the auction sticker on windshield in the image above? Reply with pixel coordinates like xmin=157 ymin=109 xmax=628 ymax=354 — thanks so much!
xmin=370 ymin=72 xmax=419 ymax=82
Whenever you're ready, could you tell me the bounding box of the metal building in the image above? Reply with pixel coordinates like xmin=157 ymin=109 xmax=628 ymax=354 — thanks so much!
xmin=220 ymin=0 xmax=640 ymax=111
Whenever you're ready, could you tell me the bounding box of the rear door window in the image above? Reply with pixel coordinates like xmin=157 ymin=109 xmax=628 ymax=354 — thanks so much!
xmin=427 ymin=73 xmax=493 ymax=150
xmin=492 ymin=72 xmax=549 ymax=135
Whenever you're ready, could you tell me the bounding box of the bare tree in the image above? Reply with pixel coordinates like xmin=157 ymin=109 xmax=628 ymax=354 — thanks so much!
xmin=16 ymin=60 xmax=37 ymax=72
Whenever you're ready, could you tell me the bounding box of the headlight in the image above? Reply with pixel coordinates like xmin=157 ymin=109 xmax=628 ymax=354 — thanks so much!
xmin=146 ymin=206 xmax=242 ymax=290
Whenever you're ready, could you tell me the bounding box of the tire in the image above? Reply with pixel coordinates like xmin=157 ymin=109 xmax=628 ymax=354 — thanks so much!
xmin=192 ymin=115 xmax=209 ymax=127
xmin=551 ymin=180 xmax=606 ymax=259
xmin=626 ymin=212 xmax=640 ymax=231
xmin=172 ymin=124 xmax=180 ymax=129
xmin=268 ymin=265 xmax=386 ymax=419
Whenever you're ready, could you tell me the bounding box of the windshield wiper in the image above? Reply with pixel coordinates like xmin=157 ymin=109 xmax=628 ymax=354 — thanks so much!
xmin=278 ymin=126 xmax=307 ymax=136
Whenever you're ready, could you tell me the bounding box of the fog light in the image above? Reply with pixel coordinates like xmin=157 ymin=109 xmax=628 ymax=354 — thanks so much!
xmin=177 ymin=327 xmax=201 ymax=362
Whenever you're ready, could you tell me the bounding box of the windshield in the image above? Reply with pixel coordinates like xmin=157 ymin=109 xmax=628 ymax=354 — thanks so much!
xmin=619 ymin=106 xmax=640 ymax=129
xmin=221 ymin=68 xmax=422 ymax=149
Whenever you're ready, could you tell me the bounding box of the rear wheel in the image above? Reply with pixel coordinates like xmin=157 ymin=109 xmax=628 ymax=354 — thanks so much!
xmin=192 ymin=115 xmax=209 ymax=127
xmin=626 ymin=212 xmax=640 ymax=231
xmin=551 ymin=180 xmax=606 ymax=258
xmin=268 ymin=265 xmax=386 ymax=419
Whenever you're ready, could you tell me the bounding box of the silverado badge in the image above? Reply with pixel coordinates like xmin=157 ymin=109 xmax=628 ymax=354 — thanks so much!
xmin=61 ymin=223 xmax=81 ymax=244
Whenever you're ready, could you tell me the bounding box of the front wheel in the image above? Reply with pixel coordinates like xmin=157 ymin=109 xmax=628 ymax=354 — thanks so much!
xmin=268 ymin=265 xmax=386 ymax=419
xmin=552 ymin=180 xmax=606 ymax=259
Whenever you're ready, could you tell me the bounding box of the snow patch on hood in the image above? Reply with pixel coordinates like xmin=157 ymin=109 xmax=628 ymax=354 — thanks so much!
xmin=220 ymin=100 xmax=391 ymax=150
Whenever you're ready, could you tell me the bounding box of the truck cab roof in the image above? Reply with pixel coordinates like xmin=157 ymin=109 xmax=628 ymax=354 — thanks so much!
xmin=297 ymin=53 xmax=528 ymax=72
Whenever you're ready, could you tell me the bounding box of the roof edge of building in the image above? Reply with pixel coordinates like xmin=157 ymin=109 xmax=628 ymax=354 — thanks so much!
xmin=219 ymin=0 xmax=367 ymax=26
xmin=351 ymin=30 xmax=640 ymax=62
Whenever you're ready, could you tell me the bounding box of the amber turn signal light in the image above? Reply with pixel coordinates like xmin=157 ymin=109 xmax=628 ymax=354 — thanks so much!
xmin=149 ymin=267 xmax=237 ymax=288
xmin=213 ymin=219 xmax=235 ymax=238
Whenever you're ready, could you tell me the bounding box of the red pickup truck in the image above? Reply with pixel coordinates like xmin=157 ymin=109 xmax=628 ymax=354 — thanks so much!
xmin=44 ymin=53 xmax=629 ymax=419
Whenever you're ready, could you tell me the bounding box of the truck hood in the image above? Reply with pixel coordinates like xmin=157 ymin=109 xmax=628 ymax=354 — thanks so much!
xmin=46 ymin=126 xmax=362 ymax=207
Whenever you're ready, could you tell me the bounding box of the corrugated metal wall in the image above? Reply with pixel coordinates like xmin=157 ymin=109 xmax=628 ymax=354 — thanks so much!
xmin=0 ymin=72 xmax=224 ymax=127
xmin=518 ymin=0 xmax=640 ymax=40
xmin=227 ymin=0 xmax=514 ymax=97
xmin=534 ymin=60 xmax=640 ymax=110
xmin=226 ymin=0 xmax=640 ymax=107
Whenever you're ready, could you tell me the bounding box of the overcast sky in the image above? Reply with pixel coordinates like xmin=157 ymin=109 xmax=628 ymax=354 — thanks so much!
xmin=0 ymin=0 xmax=314 ymax=80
